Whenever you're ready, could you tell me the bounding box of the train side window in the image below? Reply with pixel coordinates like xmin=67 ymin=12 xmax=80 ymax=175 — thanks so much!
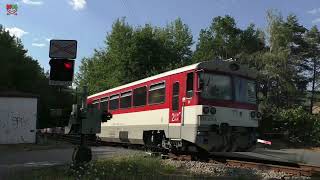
xmin=100 ymin=97 xmax=108 ymax=110
xmin=148 ymin=82 xmax=166 ymax=105
xmin=186 ymin=72 xmax=194 ymax=98
xmin=92 ymin=99 xmax=99 ymax=109
xmin=87 ymin=103 xmax=93 ymax=112
xmin=109 ymin=94 xmax=119 ymax=110
xmin=133 ymin=87 xmax=147 ymax=107
xmin=172 ymin=82 xmax=179 ymax=111
xmin=120 ymin=91 xmax=132 ymax=109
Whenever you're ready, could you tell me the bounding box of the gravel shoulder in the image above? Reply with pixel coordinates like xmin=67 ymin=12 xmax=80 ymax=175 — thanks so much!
xmin=162 ymin=159 xmax=312 ymax=180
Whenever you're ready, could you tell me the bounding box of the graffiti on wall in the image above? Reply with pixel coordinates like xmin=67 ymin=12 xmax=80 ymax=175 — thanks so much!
xmin=0 ymin=99 xmax=37 ymax=144
xmin=10 ymin=112 xmax=30 ymax=129
xmin=0 ymin=111 xmax=31 ymax=134
xmin=0 ymin=110 xmax=9 ymax=129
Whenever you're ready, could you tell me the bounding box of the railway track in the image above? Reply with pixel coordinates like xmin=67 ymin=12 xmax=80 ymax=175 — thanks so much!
xmin=42 ymin=133 xmax=320 ymax=177
xmin=167 ymin=153 xmax=320 ymax=177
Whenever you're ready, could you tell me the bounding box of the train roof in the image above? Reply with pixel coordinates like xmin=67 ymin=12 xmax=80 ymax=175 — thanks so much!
xmin=88 ymin=60 xmax=257 ymax=99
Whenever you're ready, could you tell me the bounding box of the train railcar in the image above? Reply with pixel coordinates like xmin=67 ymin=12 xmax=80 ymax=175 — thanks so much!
xmin=87 ymin=60 xmax=261 ymax=152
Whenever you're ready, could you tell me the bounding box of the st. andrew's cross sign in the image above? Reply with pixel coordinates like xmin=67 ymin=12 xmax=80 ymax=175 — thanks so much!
xmin=49 ymin=40 xmax=77 ymax=59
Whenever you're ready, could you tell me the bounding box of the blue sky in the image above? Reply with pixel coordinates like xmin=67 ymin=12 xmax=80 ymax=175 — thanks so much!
xmin=1 ymin=0 xmax=320 ymax=73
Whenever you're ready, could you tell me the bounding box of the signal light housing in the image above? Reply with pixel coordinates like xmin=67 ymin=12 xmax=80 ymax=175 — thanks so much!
xmin=101 ymin=111 xmax=112 ymax=122
xmin=49 ymin=59 xmax=75 ymax=82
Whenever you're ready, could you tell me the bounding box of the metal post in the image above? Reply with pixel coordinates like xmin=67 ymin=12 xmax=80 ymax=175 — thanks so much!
xmin=82 ymin=86 xmax=88 ymax=109
xmin=80 ymin=86 xmax=88 ymax=147
xmin=73 ymin=85 xmax=92 ymax=164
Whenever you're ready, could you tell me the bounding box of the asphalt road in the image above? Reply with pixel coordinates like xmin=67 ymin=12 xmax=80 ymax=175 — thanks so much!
xmin=0 ymin=146 xmax=141 ymax=176
xmin=211 ymin=148 xmax=320 ymax=166
xmin=249 ymin=148 xmax=320 ymax=166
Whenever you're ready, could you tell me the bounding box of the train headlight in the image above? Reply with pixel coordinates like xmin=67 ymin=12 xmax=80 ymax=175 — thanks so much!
xmin=210 ymin=107 xmax=216 ymax=114
xmin=250 ymin=111 xmax=256 ymax=118
xmin=257 ymin=112 xmax=262 ymax=118
xmin=203 ymin=107 xmax=209 ymax=114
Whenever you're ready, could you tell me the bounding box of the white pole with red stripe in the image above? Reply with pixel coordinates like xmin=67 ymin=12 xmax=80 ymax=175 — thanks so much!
xmin=257 ymin=139 xmax=272 ymax=145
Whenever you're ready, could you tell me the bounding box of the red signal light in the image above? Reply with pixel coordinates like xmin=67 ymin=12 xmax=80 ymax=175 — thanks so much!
xmin=64 ymin=62 xmax=72 ymax=69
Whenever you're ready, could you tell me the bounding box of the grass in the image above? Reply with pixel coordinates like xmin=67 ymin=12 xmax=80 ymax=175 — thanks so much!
xmin=3 ymin=155 xmax=272 ymax=180
xmin=5 ymin=155 xmax=178 ymax=180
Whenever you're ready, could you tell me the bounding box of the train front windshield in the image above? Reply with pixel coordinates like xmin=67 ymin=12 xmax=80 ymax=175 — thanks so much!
xmin=199 ymin=73 xmax=257 ymax=104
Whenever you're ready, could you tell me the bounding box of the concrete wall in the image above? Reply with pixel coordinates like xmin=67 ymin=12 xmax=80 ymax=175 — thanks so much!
xmin=0 ymin=97 xmax=37 ymax=144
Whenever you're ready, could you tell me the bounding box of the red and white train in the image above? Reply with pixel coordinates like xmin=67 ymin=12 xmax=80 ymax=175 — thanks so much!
xmin=87 ymin=60 xmax=261 ymax=152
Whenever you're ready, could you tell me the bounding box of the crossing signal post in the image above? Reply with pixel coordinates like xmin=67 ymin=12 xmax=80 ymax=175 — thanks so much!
xmin=48 ymin=40 xmax=112 ymax=164
xmin=70 ymin=86 xmax=113 ymax=164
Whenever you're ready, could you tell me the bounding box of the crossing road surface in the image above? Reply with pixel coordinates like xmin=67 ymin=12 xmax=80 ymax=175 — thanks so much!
xmin=252 ymin=148 xmax=320 ymax=166
xmin=214 ymin=148 xmax=320 ymax=166
xmin=0 ymin=146 xmax=141 ymax=176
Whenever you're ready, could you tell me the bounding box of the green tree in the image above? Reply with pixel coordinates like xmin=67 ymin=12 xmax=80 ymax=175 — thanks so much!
xmin=258 ymin=10 xmax=308 ymax=108
xmin=305 ymin=26 xmax=320 ymax=113
xmin=193 ymin=15 xmax=241 ymax=61
xmin=165 ymin=18 xmax=193 ymax=68
xmin=193 ymin=15 xmax=264 ymax=63
xmin=0 ymin=25 xmax=73 ymax=128
xmin=76 ymin=18 xmax=193 ymax=94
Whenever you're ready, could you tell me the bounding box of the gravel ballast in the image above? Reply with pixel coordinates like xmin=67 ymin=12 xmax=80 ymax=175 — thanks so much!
xmin=162 ymin=159 xmax=311 ymax=180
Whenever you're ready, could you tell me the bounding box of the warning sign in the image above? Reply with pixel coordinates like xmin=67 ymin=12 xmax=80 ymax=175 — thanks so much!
xmin=49 ymin=40 xmax=77 ymax=59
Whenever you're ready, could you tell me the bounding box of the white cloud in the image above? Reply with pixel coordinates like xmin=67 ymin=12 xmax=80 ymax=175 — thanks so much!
xmin=312 ymin=18 xmax=320 ymax=24
xmin=68 ymin=0 xmax=86 ymax=10
xmin=5 ymin=27 xmax=28 ymax=38
xmin=308 ymin=8 xmax=320 ymax=15
xmin=45 ymin=38 xmax=51 ymax=42
xmin=22 ymin=0 xmax=43 ymax=5
xmin=32 ymin=43 xmax=46 ymax=47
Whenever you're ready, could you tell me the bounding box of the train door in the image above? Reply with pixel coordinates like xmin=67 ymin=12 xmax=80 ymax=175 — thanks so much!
xmin=168 ymin=73 xmax=185 ymax=139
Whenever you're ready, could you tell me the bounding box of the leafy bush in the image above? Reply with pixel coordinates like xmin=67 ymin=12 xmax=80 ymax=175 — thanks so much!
xmin=276 ymin=107 xmax=320 ymax=146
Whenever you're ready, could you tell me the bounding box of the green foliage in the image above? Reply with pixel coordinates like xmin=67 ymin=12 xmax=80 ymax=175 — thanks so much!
xmin=193 ymin=15 xmax=264 ymax=62
xmin=68 ymin=155 xmax=176 ymax=179
xmin=277 ymin=107 xmax=320 ymax=145
xmin=9 ymin=155 xmax=177 ymax=179
xmin=256 ymin=10 xmax=312 ymax=111
xmin=76 ymin=17 xmax=193 ymax=94
xmin=0 ymin=25 xmax=73 ymax=128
